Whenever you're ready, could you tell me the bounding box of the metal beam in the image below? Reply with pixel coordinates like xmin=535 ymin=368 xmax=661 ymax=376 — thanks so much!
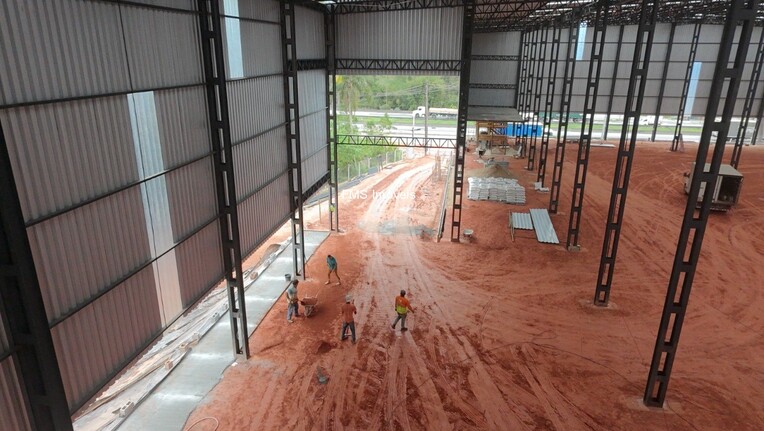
xmin=594 ymin=0 xmax=658 ymax=306
xmin=521 ymin=29 xmax=537 ymax=159
xmin=198 ymin=0 xmax=249 ymax=360
xmin=528 ymin=26 xmax=547 ymax=171
xmin=450 ymin=0 xmax=475 ymax=242
xmin=1 ymin=124 xmax=73 ymax=429
xmin=731 ymin=27 xmax=764 ymax=168
xmin=651 ymin=23 xmax=676 ymax=142
xmin=514 ymin=30 xmax=525 ymax=108
xmin=645 ymin=0 xmax=758 ymax=407
xmin=549 ymin=20 xmax=580 ymax=214
xmin=326 ymin=10 xmax=339 ymax=231
xmin=603 ymin=25 xmax=625 ymax=141
xmin=671 ymin=22 xmax=702 ymax=152
xmin=281 ymin=0 xmax=307 ymax=278
xmin=337 ymin=135 xmax=456 ymax=149
xmin=565 ymin=0 xmax=608 ymax=251
xmin=537 ymin=25 xmax=561 ymax=186
xmin=336 ymin=58 xmax=461 ymax=72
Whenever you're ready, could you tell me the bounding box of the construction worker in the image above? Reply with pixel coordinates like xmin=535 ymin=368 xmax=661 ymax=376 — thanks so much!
xmin=391 ymin=289 xmax=414 ymax=331
xmin=340 ymin=294 xmax=357 ymax=344
xmin=326 ymin=254 xmax=341 ymax=285
xmin=286 ymin=280 xmax=299 ymax=323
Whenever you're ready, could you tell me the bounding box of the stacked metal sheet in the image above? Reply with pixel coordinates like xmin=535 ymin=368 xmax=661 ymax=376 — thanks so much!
xmin=467 ymin=177 xmax=526 ymax=204
xmin=511 ymin=212 xmax=533 ymax=230
xmin=530 ymin=208 xmax=560 ymax=244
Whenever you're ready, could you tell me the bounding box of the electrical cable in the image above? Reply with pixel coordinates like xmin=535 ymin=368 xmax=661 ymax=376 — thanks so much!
xmin=184 ymin=416 xmax=219 ymax=431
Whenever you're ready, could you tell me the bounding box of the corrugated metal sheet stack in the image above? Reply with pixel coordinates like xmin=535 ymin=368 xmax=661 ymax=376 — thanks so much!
xmin=467 ymin=177 xmax=525 ymax=204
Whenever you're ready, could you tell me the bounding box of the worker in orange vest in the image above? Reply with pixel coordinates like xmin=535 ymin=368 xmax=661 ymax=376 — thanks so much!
xmin=391 ymin=290 xmax=415 ymax=331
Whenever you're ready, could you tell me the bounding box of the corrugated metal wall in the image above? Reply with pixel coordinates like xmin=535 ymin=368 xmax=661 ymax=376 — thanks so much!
xmin=470 ymin=31 xmax=521 ymax=107
xmin=0 ymin=359 xmax=31 ymax=431
xmin=0 ymin=0 xmax=298 ymax=415
xmin=296 ymin=6 xmax=326 ymax=59
xmin=336 ymin=7 xmax=463 ymax=75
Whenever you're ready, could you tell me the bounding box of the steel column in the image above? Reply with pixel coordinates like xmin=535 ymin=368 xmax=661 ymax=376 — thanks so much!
xmin=325 ymin=9 xmax=339 ymax=230
xmin=730 ymin=27 xmax=764 ymax=168
xmin=537 ymin=25 xmax=561 ymax=186
xmin=645 ymin=0 xmax=758 ymax=407
xmin=518 ymin=30 xmax=530 ymax=144
xmin=522 ymin=30 xmax=538 ymax=159
xmin=450 ymin=0 xmax=474 ymax=242
xmin=280 ymin=0 xmax=307 ymax=277
xmin=1 ymin=123 xmax=73 ymax=428
xmin=565 ymin=0 xmax=608 ymax=251
xmin=528 ymin=27 xmax=548 ymax=171
xmin=594 ymin=0 xmax=658 ymax=306
xmin=651 ymin=23 xmax=676 ymax=142
xmin=603 ymin=25 xmax=625 ymax=141
xmin=671 ymin=22 xmax=702 ymax=152
xmin=198 ymin=0 xmax=249 ymax=360
xmin=515 ymin=31 xmax=525 ymax=108
xmin=549 ymin=20 xmax=580 ymax=214
xmin=750 ymin=93 xmax=764 ymax=146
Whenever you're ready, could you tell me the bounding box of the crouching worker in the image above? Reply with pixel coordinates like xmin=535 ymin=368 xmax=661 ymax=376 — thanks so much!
xmin=391 ymin=290 xmax=414 ymax=331
xmin=286 ymin=280 xmax=299 ymax=323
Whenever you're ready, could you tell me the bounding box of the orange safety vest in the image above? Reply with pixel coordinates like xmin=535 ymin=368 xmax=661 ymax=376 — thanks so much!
xmin=395 ymin=296 xmax=410 ymax=314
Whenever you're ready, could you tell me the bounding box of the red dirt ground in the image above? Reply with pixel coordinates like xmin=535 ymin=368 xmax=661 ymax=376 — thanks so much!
xmin=185 ymin=142 xmax=764 ymax=430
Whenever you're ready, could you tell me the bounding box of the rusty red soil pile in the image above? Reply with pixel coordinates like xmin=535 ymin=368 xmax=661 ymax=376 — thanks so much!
xmin=185 ymin=147 xmax=764 ymax=430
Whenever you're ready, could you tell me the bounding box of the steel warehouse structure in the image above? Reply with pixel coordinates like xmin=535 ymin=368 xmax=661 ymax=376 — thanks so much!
xmin=1 ymin=0 xmax=762 ymax=429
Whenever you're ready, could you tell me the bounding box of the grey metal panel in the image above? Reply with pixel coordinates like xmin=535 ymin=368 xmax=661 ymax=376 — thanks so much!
xmin=0 ymin=359 xmax=32 ymax=431
xmin=469 ymin=88 xmax=514 ymax=107
xmin=239 ymin=20 xmax=282 ymax=77
xmin=227 ymin=76 xmax=284 ymax=143
xmin=237 ymin=173 xmax=291 ymax=256
xmin=27 ymin=187 xmax=152 ymax=323
xmin=470 ymin=60 xmax=515 ymax=86
xmin=336 ymin=8 xmax=462 ymax=61
xmin=302 ymin=151 xmax=329 ymax=193
xmin=233 ymin=128 xmax=289 ymax=202
xmin=511 ymin=212 xmax=533 ymax=230
xmin=51 ymin=265 xmax=162 ymax=410
xmin=155 ymin=87 xmax=210 ymax=168
xmin=128 ymin=0 xmax=195 ymax=10
xmin=298 ymin=71 xmax=327 ymax=117
xmin=0 ymin=0 xmax=131 ymax=106
xmin=299 ymin=112 xmax=327 ymax=158
xmin=121 ymin=6 xmax=203 ymax=89
xmin=237 ymin=0 xmax=280 ymax=22
xmin=175 ymin=221 xmax=223 ymax=307
xmin=165 ymin=158 xmax=217 ymax=241
xmin=530 ymin=208 xmax=559 ymax=245
xmin=472 ymin=31 xmax=521 ymax=56
xmin=296 ymin=6 xmax=325 ymax=59
xmin=1 ymin=98 xmax=138 ymax=222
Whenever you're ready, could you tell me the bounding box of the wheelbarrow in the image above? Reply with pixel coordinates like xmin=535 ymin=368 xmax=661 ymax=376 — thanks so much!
xmin=301 ymin=296 xmax=319 ymax=317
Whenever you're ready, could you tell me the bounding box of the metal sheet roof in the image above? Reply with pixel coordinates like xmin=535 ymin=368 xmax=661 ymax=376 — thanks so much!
xmin=511 ymin=212 xmax=533 ymax=230
xmin=467 ymin=106 xmax=523 ymax=122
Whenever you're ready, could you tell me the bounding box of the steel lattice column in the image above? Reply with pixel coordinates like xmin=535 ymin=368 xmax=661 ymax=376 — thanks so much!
xmin=515 ymin=30 xmax=526 ymax=109
xmin=325 ymin=9 xmax=339 ymax=230
xmin=730 ymin=27 xmax=764 ymax=168
xmin=549 ymin=20 xmax=580 ymax=214
xmin=645 ymin=0 xmax=758 ymax=407
xmin=528 ymin=27 xmax=548 ymax=171
xmin=537 ymin=25 xmax=561 ymax=186
xmin=450 ymin=0 xmax=474 ymax=242
xmin=281 ymin=0 xmax=307 ymax=277
xmin=1 ymin=123 xmax=73 ymax=429
xmin=198 ymin=0 xmax=249 ymax=360
xmin=565 ymin=0 xmax=608 ymax=251
xmin=603 ymin=25 xmax=624 ymax=141
xmin=671 ymin=22 xmax=702 ymax=152
xmin=594 ymin=0 xmax=658 ymax=306
xmin=520 ymin=30 xmax=537 ymax=158
xmin=652 ymin=23 xmax=676 ymax=142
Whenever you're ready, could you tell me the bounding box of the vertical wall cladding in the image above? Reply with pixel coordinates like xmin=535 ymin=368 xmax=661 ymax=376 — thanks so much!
xmin=51 ymin=266 xmax=162 ymax=410
xmin=237 ymin=0 xmax=280 ymax=22
xmin=1 ymin=0 xmax=228 ymax=413
xmin=0 ymin=359 xmax=31 ymax=431
xmin=0 ymin=98 xmax=138 ymax=222
xmin=470 ymin=31 xmax=521 ymax=107
xmin=227 ymin=76 xmax=285 ymax=143
xmin=295 ymin=6 xmax=326 ymax=59
xmin=0 ymin=0 xmax=131 ymax=106
xmin=238 ymin=173 xmax=291 ymax=257
xmin=121 ymin=5 xmax=203 ymax=89
xmin=234 ymin=128 xmax=288 ymax=204
xmin=336 ymin=7 xmax=463 ymax=74
xmin=297 ymin=70 xmax=328 ymax=190
xmin=175 ymin=221 xmax=223 ymax=307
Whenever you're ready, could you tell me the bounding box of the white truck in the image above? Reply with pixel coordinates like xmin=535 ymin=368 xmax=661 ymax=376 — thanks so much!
xmin=413 ymin=106 xmax=458 ymax=119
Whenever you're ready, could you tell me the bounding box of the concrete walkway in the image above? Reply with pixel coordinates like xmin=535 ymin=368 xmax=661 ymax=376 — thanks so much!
xmin=119 ymin=230 xmax=330 ymax=431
